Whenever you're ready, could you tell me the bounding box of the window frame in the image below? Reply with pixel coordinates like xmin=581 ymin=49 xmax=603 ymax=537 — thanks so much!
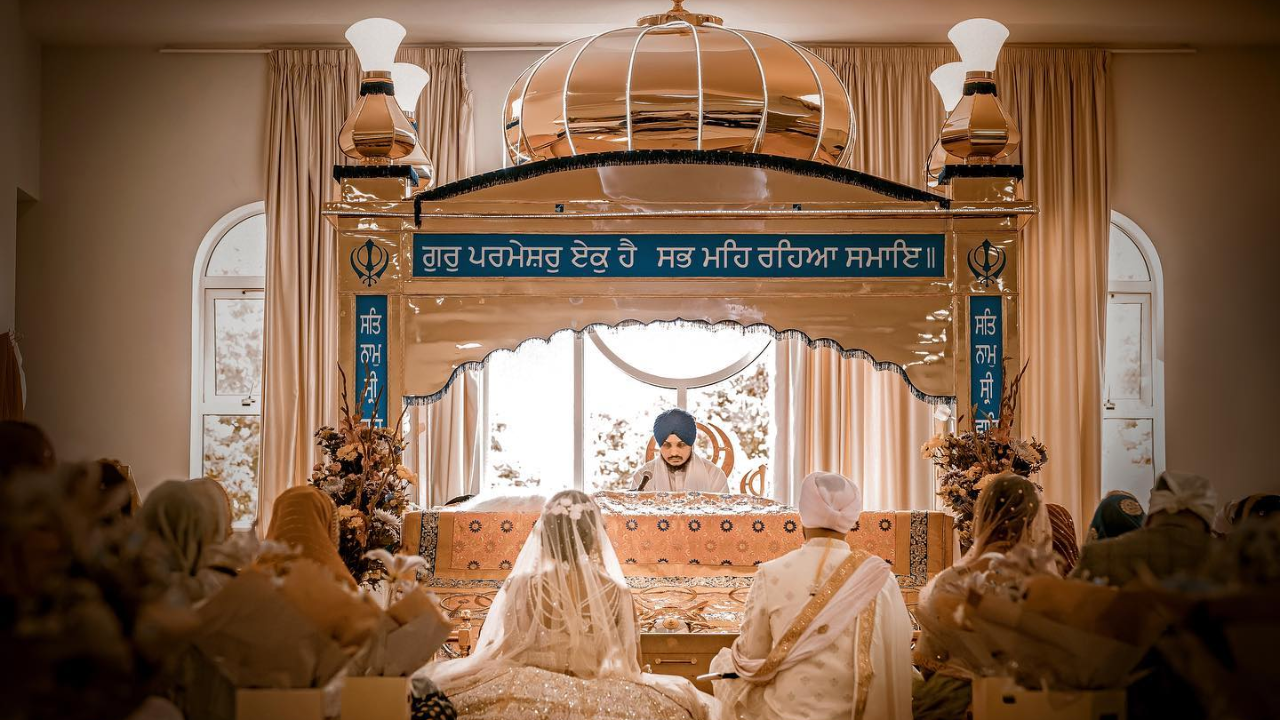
xmin=189 ymin=201 xmax=267 ymax=492
xmin=1104 ymin=211 xmax=1166 ymax=487
xmin=477 ymin=327 xmax=774 ymax=494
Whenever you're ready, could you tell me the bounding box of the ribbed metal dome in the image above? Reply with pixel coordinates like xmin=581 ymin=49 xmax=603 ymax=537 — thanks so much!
xmin=502 ymin=1 xmax=855 ymax=166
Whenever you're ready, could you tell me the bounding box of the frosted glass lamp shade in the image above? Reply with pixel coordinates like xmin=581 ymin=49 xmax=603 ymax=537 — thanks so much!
xmin=930 ymin=62 xmax=966 ymax=112
xmin=947 ymin=18 xmax=1009 ymax=73
xmin=345 ymin=18 xmax=406 ymax=73
xmin=391 ymin=63 xmax=431 ymax=113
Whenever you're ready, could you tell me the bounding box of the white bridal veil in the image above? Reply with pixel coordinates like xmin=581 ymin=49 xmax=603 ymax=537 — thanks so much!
xmin=414 ymin=490 xmax=643 ymax=691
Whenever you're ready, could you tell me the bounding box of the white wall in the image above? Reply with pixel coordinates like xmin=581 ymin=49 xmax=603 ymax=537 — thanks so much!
xmin=1 ymin=0 xmax=40 ymax=334
xmin=1109 ymin=48 xmax=1280 ymax=502
xmin=16 ymin=48 xmax=267 ymax=492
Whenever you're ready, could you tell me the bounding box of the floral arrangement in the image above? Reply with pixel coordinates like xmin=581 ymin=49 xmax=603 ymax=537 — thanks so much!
xmin=311 ymin=366 xmax=416 ymax=586
xmin=921 ymin=361 xmax=1048 ymax=551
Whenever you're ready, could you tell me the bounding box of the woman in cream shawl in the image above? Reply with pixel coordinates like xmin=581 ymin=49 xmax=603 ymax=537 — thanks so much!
xmin=138 ymin=478 xmax=234 ymax=602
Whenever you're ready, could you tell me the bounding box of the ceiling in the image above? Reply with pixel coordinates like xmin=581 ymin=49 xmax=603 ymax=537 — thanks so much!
xmin=22 ymin=0 xmax=1280 ymax=47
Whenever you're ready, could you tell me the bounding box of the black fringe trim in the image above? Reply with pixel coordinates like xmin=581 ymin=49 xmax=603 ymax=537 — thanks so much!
xmin=963 ymin=81 xmax=999 ymax=96
xmin=937 ymin=164 xmax=1024 ymax=185
xmin=359 ymin=80 xmax=394 ymax=96
xmin=412 ymin=150 xmax=949 ymax=224
xmin=332 ymin=164 xmax=420 ymax=183
xmin=401 ymin=319 xmax=955 ymax=408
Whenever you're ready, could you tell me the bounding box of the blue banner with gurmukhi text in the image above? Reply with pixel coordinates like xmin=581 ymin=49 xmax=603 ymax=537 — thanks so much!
xmin=355 ymin=294 xmax=388 ymax=427
xmin=970 ymin=295 xmax=1003 ymax=432
xmin=412 ymin=234 xmax=945 ymax=279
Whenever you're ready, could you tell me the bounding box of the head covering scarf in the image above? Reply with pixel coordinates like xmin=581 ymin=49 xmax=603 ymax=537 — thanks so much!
xmin=652 ymin=408 xmax=696 ymax=445
xmin=797 ymin=471 xmax=863 ymax=534
xmin=1219 ymin=494 xmax=1280 ymax=534
xmin=187 ymin=478 xmax=233 ymax=542
xmin=1148 ymin=471 xmax=1216 ymax=528
xmin=139 ymin=480 xmax=224 ymax=576
xmin=1046 ymin=503 xmax=1080 ymax=575
xmin=265 ymin=486 xmax=355 ymax=588
xmin=97 ymin=459 xmax=140 ymax=517
xmin=969 ymin=472 xmax=1043 ymax=559
xmin=1087 ymin=491 xmax=1146 ymax=542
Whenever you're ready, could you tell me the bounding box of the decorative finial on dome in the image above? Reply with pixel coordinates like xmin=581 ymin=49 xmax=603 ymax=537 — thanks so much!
xmin=637 ymin=0 xmax=723 ymax=27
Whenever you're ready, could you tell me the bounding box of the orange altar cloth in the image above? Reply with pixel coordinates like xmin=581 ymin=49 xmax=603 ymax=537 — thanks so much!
xmin=404 ymin=492 xmax=954 ymax=594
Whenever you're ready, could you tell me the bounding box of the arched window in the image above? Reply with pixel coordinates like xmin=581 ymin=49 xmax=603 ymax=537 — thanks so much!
xmin=1102 ymin=212 xmax=1165 ymax=505
xmin=191 ymin=202 xmax=266 ymax=526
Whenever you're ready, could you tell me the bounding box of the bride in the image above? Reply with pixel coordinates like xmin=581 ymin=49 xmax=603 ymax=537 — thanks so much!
xmin=411 ymin=490 xmax=712 ymax=719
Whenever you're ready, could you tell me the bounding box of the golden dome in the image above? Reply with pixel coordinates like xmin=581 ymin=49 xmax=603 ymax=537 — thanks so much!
xmin=502 ymin=1 xmax=855 ymax=166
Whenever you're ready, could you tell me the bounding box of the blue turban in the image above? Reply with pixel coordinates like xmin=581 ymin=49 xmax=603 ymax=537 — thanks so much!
xmin=653 ymin=408 xmax=696 ymax=445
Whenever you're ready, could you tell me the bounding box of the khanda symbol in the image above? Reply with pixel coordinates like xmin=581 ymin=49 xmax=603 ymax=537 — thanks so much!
xmin=967 ymin=239 xmax=1007 ymax=287
xmin=350 ymin=239 xmax=390 ymax=287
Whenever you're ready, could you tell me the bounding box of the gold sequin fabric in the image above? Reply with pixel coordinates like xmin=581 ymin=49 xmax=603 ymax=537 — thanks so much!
xmin=447 ymin=666 xmax=701 ymax=720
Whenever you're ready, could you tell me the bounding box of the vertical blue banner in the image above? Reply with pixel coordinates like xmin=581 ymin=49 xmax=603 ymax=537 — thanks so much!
xmin=354 ymin=295 xmax=389 ymax=427
xmin=969 ymin=295 xmax=1004 ymax=431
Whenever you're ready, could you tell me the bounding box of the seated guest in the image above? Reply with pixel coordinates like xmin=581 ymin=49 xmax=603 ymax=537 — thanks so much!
xmin=138 ymin=479 xmax=234 ymax=602
xmin=97 ymin=458 xmax=141 ymax=519
xmin=630 ymin=408 xmax=729 ymax=492
xmin=1216 ymin=493 xmax=1280 ymax=534
xmin=0 ymin=420 xmax=56 ymax=479
xmin=1071 ymin=472 xmax=1216 ymax=586
xmin=1046 ymin=502 xmax=1080 ymax=575
xmin=1085 ymin=490 xmax=1146 ymax=542
xmin=263 ymin=485 xmax=356 ymax=588
xmin=913 ymin=473 xmax=1050 ymax=720
xmin=412 ymin=490 xmax=710 ymax=719
xmin=710 ymin=472 xmax=912 ymax=720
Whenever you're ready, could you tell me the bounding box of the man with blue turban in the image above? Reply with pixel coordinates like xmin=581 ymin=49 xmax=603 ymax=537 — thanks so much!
xmin=629 ymin=408 xmax=729 ymax=493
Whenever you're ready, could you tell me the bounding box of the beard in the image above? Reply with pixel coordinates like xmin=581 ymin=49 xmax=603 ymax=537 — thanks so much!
xmin=663 ymin=454 xmax=691 ymax=473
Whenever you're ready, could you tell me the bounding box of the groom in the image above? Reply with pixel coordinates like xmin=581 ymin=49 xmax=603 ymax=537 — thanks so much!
xmin=709 ymin=472 xmax=912 ymax=720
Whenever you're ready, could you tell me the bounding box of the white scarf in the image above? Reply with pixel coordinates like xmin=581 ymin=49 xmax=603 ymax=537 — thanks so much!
xmin=729 ymin=553 xmax=890 ymax=683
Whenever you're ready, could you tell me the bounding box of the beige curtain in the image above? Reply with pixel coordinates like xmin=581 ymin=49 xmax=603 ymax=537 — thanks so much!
xmin=416 ymin=369 xmax=484 ymax=507
xmin=998 ymin=49 xmax=1110 ymax=531
xmin=772 ymin=339 xmax=938 ymax=510
xmin=808 ymin=45 xmax=1110 ymax=529
xmin=811 ymin=46 xmax=955 ymax=189
xmin=0 ymin=332 xmax=24 ymax=420
xmin=260 ymin=48 xmax=475 ymax=528
xmin=397 ymin=48 xmax=475 ymax=184
xmin=260 ymin=49 xmax=353 ymax=530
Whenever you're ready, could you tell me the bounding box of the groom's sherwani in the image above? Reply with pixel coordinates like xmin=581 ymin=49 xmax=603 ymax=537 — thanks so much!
xmin=713 ymin=537 xmax=913 ymax=720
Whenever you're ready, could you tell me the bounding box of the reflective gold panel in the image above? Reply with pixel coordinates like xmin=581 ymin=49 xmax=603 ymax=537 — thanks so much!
xmin=503 ymin=4 xmax=854 ymax=166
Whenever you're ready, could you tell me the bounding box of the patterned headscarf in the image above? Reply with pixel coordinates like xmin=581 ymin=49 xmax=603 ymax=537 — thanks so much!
xmin=1046 ymin=503 xmax=1080 ymax=575
xmin=1086 ymin=491 xmax=1146 ymax=543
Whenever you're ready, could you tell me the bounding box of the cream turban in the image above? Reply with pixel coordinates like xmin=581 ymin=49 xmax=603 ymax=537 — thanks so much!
xmin=798 ymin=472 xmax=863 ymax=534
xmin=1148 ymin=471 xmax=1217 ymax=528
